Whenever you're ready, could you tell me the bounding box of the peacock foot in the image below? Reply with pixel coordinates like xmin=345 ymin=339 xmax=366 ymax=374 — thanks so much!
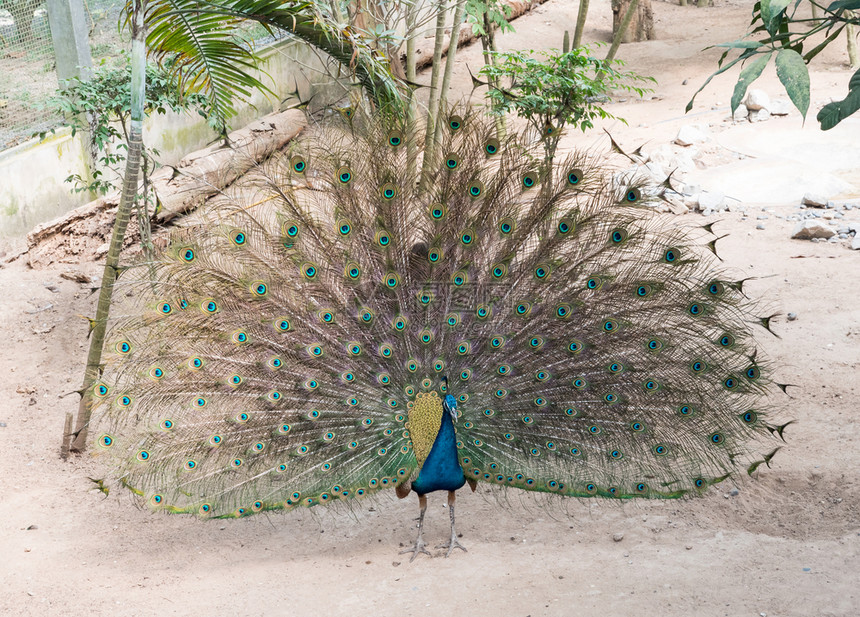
xmin=437 ymin=536 xmax=468 ymax=558
xmin=400 ymin=537 xmax=431 ymax=562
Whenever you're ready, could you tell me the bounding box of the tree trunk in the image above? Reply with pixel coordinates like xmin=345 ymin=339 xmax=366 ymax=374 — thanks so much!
xmin=432 ymin=0 xmax=467 ymax=147
xmin=68 ymin=0 xmax=147 ymax=453
xmin=420 ymin=0 xmax=449 ymax=186
xmin=573 ymin=0 xmax=590 ymax=48
xmin=848 ymin=12 xmax=859 ymax=69
xmin=611 ymin=0 xmax=654 ymax=43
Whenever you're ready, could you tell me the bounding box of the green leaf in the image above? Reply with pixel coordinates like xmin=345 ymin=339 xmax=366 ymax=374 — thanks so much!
xmin=731 ymin=52 xmax=771 ymax=113
xmin=849 ymin=66 xmax=860 ymax=90
xmin=817 ymin=88 xmax=860 ymax=130
xmin=825 ymin=0 xmax=860 ymax=10
xmin=760 ymin=0 xmax=791 ymax=36
xmin=817 ymin=68 xmax=860 ymax=130
xmin=803 ymin=24 xmax=845 ymax=63
xmin=714 ymin=40 xmax=764 ymax=49
xmin=775 ymin=48 xmax=810 ymax=119
xmin=686 ymin=50 xmax=755 ymax=113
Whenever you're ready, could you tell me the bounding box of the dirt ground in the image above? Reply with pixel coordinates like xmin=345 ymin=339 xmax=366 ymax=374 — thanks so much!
xmin=2 ymin=1 xmax=859 ymax=615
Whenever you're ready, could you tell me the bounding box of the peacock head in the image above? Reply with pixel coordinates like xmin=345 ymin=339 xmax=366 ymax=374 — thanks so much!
xmin=443 ymin=394 xmax=458 ymax=423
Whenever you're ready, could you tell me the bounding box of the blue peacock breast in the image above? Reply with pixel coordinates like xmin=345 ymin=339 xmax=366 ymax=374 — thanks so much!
xmin=410 ymin=394 xmax=467 ymax=495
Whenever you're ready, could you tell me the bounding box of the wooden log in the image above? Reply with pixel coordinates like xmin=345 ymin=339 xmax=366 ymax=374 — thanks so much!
xmin=24 ymin=109 xmax=307 ymax=269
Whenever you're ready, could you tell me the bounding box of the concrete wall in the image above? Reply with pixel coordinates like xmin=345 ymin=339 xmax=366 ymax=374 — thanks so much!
xmin=0 ymin=37 xmax=343 ymax=242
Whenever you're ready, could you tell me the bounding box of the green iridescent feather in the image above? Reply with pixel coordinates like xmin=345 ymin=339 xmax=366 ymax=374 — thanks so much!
xmin=89 ymin=108 xmax=785 ymax=518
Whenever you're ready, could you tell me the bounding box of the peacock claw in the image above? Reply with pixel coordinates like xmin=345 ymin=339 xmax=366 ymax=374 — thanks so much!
xmin=400 ymin=538 xmax=431 ymax=562
xmin=437 ymin=537 xmax=468 ymax=558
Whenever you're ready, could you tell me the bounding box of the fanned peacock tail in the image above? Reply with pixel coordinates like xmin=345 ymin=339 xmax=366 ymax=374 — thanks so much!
xmin=90 ymin=108 xmax=786 ymax=519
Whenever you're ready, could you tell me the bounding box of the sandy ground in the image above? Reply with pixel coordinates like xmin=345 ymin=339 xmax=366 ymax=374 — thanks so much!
xmin=2 ymin=1 xmax=859 ymax=615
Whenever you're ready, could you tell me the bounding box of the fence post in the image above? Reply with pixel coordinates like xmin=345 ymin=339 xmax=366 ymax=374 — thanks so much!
xmin=46 ymin=0 xmax=93 ymax=84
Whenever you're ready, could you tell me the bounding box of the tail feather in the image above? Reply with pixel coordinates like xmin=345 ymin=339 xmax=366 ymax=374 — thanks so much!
xmin=91 ymin=110 xmax=784 ymax=517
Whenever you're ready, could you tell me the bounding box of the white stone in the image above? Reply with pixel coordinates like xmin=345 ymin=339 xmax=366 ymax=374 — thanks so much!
xmin=791 ymin=220 xmax=837 ymax=239
xmin=698 ymin=190 xmax=727 ymax=212
xmin=802 ymin=192 xmax=829 ymax=207
xmin=724 ymin=197 xmax=743 ymax=212
xmin=852 ymin=236 xmax=860 ymax=250
xmin=647 ymin=145 xmax=673 ymax=166
xmin=682 ymin=183 xmax=701 ymax=196
xmin=645 ymin=161 xmax=668 ymax=183
xmin=668 ymin=151 xmax=696 ymax=174
xmin=822 ymin=210 xmax=835 ymax=220
xmin=674 ymin=125 xmax=709 ymax=147
xmin=732 ymin=103 xmax=749 ymax=122
xmin=745 ymin=89 xmax=770 ymax=111
xmin=749 ymin=109 xmax=771 ymax=123
xmin=766 ymin=98 xmax=792 ymax=115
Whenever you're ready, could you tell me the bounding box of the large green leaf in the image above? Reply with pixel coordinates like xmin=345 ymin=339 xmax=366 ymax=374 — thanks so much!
xmin=760 ymin=0 xmax=791 ymax=36
xmin=775 ymin=48 xmax=810 ymax=119
xmin=817 ymin=67 xmax=860 ymax=130
xmin=731 ymin=52 xmax=771 ymax=113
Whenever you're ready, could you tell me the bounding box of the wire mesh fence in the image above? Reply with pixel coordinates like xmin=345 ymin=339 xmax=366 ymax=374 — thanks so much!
xmin=0 ymin=0 xmax=293 ymax=152
xmin=0 ymin=0 xmax=130 ymax=151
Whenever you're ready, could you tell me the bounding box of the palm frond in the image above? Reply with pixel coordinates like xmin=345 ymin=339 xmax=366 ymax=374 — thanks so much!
xmin=126 ymin=0 xmax=411 ymax=127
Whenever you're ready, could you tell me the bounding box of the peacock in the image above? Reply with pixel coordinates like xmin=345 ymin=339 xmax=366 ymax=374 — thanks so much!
xmin=89 ymin=108 xmax=788 ymax=560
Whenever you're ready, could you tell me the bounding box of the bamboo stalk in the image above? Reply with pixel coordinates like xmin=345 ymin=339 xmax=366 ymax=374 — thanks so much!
xmin=68 ymin=0 xmax=147 ymax=453
xmin=433 ymin=0 xmax=467 ymax=146
xmin=420 ymin=0 xmax=449 ymax=186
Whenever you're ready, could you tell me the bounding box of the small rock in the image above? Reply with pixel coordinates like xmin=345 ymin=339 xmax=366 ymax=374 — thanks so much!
xmin=852 ymin=236 xmax=860 ymax=250
xmin=26 ymin=524 xmax=37 ymax=530
xmin=674 ymin=124 xmax=709 ymax=147
xmin=698 ymin=190 xmax=726 ymax=212
xmin=745 ymin=89 xmax=770 ymax=111
xmin=787 ymin=312 xmax=797 ymax=321
xmin=645 ymin=161 xmax=668 ymax=183
xmin=766 ymin=98 xmax=792 ymax=115
xmin=791 ymin=220 xmax=836 ymax=240
xmin=682 ymin=183 xmax=701 ymax=196
xmin=756 ymin=214 xmax=769 ymax=220
xmin=613 ymin=533 xmax=624 ymax=542
xmin=749 ymin=108 xmax=771 ymax=122
xmin=802 ymin=192 xmax=829 ymax=208
xmin=827 ymin=236 xmax=840 ymax=243
xmin=724 ymin=197 xmax=743 ymax=212
xmin=822 ymin=211 xmax=834 ymax=220
xmin=729 ymin=488 xmax=740 ymax=496
xmin=732 ymin=104 xmax=748 ymax=122
xmin=756 ymin=224 xmax=765 ymax=230
xmin=685 ymin=545 xmax=693 ymax=550
xmin=60 ymin=270 xmax=92 ymax=284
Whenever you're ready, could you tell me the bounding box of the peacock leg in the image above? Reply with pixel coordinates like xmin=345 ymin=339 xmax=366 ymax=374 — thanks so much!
xmin=438 ymin=490 xmax=467 ymax=557
xmin=400 ymin=493 xmax=431 ymax=562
